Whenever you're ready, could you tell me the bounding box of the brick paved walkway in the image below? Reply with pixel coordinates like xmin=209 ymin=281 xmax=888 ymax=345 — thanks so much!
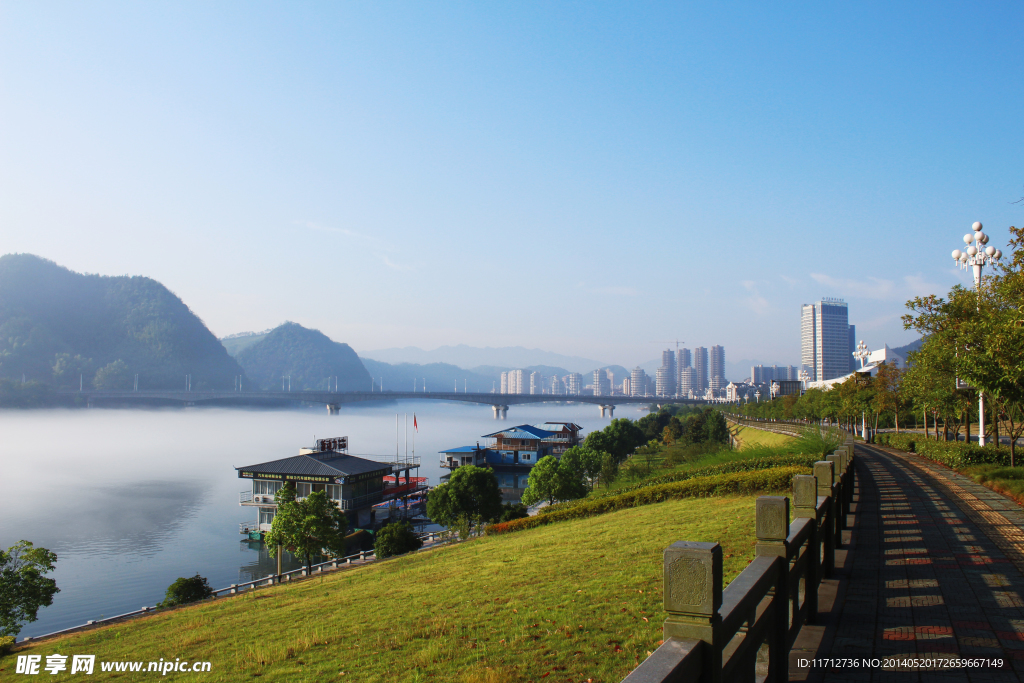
xmin=810 ymin=444 xmax=1024 ymax=682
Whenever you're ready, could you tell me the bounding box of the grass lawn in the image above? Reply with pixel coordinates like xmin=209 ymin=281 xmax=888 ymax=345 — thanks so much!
xmin=7 ymin=496 xmax=761 ymax=683
xmin=731 ymin=425 xmax=795 ymax=449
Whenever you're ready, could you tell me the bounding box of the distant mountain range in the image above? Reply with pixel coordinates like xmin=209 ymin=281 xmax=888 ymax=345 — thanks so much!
xmin=361 ymin=345 xmax=606 ymax=375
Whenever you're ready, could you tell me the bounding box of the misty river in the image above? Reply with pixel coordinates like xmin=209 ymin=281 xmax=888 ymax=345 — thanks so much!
xmin=0 ymin=399 xmax=637 ymax=639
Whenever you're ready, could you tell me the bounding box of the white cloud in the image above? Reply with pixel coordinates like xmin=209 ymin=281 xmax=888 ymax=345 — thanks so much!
xmin=903 ymin=274 xmax=943 ymax=297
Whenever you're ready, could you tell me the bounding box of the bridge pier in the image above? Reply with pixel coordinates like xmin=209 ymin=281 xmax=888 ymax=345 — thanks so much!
xmin=327 ymin=404 xmax=340 ymax=415
xmin=492 ymin=405 xmax=508 ymax=420
xmin=598 ymin=405 xmax=615 ymax=418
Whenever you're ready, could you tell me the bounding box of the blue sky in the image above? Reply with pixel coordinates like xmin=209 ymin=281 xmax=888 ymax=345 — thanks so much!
xmin=1 ymin=2 xmax=1021 ymax=367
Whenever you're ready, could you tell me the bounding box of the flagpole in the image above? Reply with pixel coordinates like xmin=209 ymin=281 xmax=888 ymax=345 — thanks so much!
xmin=413 ymin=414 xmax=416 ymax=459
xmin=405 ymin=413 xmax=408 ymax=459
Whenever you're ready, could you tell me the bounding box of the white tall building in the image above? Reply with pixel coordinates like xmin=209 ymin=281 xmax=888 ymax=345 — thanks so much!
xmin=709 ymin=345 xmax=725 ymax=394
xmin=592 ymin=369 xmax=611 ymax=396
xmin=565 ymin=373 xmax=582 ymax=395
xmin=693 ymin=347 xmax=709 ymax=392
xmin=656 ymin=367 xmax=673 ymax=397
xmin=801 ymin=299 xmax=854 ymax=382
xmin=550 ymin=375 xmax=564 ymax=395
xmin=622 ymin=377 xmax=631 ymax=396
xmin=630 ymin=367 xmax=647 ymax=397
xmin=529 ymin=371 xmax=543 ymax=395
xmin=500 ymin=372 xmax=508 ymax=394
xmin=676 ymin=348 xmax=691 ymax=396
xmin=679 ymin=367 xmax=695 ymax=397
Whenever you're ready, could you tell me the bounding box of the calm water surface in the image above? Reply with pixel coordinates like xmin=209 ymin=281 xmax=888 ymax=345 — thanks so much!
xmin=0 ymin=400 xmax=639 ymax=638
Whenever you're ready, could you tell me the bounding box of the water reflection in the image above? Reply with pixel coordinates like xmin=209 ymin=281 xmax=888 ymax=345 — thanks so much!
xmin=237 ymin=540 xmax=305 ymax=582
xmin=9 ymin=480 xmax=210 ymax=558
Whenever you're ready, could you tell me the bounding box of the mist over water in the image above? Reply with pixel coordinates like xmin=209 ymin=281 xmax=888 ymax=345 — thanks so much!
xmin=0 ymin=400 xmax=635 ymax=638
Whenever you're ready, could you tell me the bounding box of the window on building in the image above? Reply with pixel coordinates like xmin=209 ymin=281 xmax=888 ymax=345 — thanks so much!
xmin=258 ymin=508 xmax=275 ymax=525
xmin=253 ymin=480 xmax=283 ymax=496
xmin=519 ymin=476 xmax=530 ymax=488
xmin=522 ymin=453 xmax=531 ymax=461
xmin=295 ymin=482 xmax=312 ymax=498
xmin=327 ymin=484 xmax=342 ymax=501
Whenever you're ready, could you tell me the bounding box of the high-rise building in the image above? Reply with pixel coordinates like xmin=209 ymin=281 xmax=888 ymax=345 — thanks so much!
xmin=709 ymin=345 xmax=725 ymax=394
xmin=801 ymin=299 xmax=853 ymax=382
xmin=592 ymin=369 xmax=610 ymax=396
xmin=679 ymin=366 xmax=695 ymax=397
xmin=565 ymin=373 xmax=582 ymax=395
xmin=657 ymin=348 xmax=677 ymax=396
xmin=529 ymin=371 xmax=542 ymax=395
xmin=500 ymin=372 xmax=508 ymax=394
xmin=630 ymin=367 xmax=647 ymax=397
xmin=550 ymin=375 xmax=563 ymax=395
xmin=622 ymin=378 xmax=631 ymax=396
xmin=693 ymin=347 xmax=709 ymax=392
xmin=848 ymin=324 xmax=857 ymax=373
xmin=751 ymin=365 xmax=799 ymax=384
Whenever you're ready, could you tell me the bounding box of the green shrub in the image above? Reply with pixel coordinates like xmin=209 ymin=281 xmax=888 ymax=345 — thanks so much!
xmin=542 ymin=453 xmax=822 ymax=515
xmin=159 ymin=574 xmax=213 ymax=607
xmin=374 ymin=521 xmax=424 ymax=559
xmin=495 ymin=502 xmax=529 ymax=523
xmin=875 ymin=433 xmax=1011 ymax=469
xmin=0 ymin=635 xmax=14 ymax=656
xmin=487 ymin=466 xmax=808 ymax=536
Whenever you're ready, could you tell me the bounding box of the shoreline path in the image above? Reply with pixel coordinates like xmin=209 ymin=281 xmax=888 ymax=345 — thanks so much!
xmin=799 ymin=443 xmax=1024 ymax=682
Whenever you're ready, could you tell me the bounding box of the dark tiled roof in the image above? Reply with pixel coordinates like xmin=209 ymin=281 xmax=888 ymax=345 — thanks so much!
xmin=236 ymin=452 xmax=392 ymax=478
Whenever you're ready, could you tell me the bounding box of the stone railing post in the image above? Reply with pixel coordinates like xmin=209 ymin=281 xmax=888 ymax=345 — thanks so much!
xmin=792 ymin=475 xmax=818 ymax=621
xmin=754 ymin=496 xmax=789 ymax=683
xmin=814 ymin=460 xmax=836 ymax=576
xmin=825 ymin=454 xmax=844 ymax=543
xmin=663 ymin=541 xmax=723 ymax=683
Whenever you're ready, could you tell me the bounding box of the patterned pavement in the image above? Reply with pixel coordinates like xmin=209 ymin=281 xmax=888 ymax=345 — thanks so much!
xmin=812 ymin=444 xmax=1024 ymax=682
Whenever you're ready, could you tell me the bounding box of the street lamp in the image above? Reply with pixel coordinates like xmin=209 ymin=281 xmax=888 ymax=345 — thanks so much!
xmin=853 ymin=340 xmax=870 ymax=369
xmin=950 ymin=221 xmax=1002 ymax=446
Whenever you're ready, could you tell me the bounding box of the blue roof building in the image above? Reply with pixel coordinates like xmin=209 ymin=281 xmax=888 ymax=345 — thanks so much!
xmin=438 ymin=422 xmax=583 ymax=501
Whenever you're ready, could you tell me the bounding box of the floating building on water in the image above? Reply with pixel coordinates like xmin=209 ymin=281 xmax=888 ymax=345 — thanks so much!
xmin=236 ymin=436 xmax=424 ymax=538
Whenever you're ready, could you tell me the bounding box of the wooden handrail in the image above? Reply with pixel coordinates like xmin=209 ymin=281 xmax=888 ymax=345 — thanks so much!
xmin=623 ymin=435 xmax=857 ymax=682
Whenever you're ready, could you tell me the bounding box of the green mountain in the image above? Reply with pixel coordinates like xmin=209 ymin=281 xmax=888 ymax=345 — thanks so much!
xmin=0 ymin=254 xmax=244 ymax=390
xmin=220 ymin=331 xmax=270 ymax=357
xmin=236 ymin=323 xmax=371 ymax=391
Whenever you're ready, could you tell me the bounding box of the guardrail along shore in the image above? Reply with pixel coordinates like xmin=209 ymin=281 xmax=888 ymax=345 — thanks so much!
xmin=18 ymin=531 xmax=450 ymax=644
xmin=622 ymin=435 xmax=856 ymax=682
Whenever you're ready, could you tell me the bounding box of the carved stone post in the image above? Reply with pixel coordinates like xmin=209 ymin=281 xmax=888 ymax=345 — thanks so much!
xmin=754 ymin=497 xmax=789 ymax=683
xmin=663 ymin=541 xmax=722 ymax=683
xmin=814 ymin=461 xmax=835 ymax=576
xmin=792 ymin=475 xmax=818 ymax=622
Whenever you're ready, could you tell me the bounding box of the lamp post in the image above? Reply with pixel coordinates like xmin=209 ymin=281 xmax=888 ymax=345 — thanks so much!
xmin=951 ymin=221 xmax=1002 ymax=447
xmin=853 ymin=340 xmax=870 ymax=369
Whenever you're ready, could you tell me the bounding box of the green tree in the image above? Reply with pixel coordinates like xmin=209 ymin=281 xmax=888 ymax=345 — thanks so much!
xmin=159 ymin=574 xmax=213 ymax=607
xmin=51 ymin=353 xmax=94 ymax=389
xmin=599 ymin=452 xmax=619 ymax=488
xmin=584 ymin=418 xmax=647 ymax=462
xmin=904 ymin=225 xmax=1024 ymax=462
xmin=521 ymin=455 xmax=588 ymax=506
xmin=373 ymin=521 xmax=423 ymax=558
xmin=93 ymin=359 xmax=132 ymax=390
xmin=559 ymin=446 xmax=604 ymax=493
xmin=0 ymin=541 xmax=60 ymax=637
xmin=425 ymin=465 xmax=503 ymax=530
xmin=265 ymin=490 xmax=348 ymax=575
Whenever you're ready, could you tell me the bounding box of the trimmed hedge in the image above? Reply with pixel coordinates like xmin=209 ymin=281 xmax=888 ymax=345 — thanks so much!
xmin=540 ymin=453 xmax=822 ymax=516
xmin=874 ymin=432 xmax=1011 ymax=469
xmin=486 ymin=465 xmax=809 ymax=536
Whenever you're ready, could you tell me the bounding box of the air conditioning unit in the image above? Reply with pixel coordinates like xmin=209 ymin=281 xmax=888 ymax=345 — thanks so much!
xmin=254 ymin=495 xmax=265 ymax=503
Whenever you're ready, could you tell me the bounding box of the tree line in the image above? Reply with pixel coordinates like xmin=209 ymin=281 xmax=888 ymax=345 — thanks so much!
xmin=737 ymin=225 xmax=1024 ymax=464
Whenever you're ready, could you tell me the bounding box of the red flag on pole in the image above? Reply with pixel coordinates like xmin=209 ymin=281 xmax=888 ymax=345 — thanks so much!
xmin=413 ymin=414 xmax=418 ymax=432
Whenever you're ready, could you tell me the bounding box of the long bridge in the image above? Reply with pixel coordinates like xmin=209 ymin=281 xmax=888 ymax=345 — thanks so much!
xmin=58 ymin=389 xmax=704 ymax=419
